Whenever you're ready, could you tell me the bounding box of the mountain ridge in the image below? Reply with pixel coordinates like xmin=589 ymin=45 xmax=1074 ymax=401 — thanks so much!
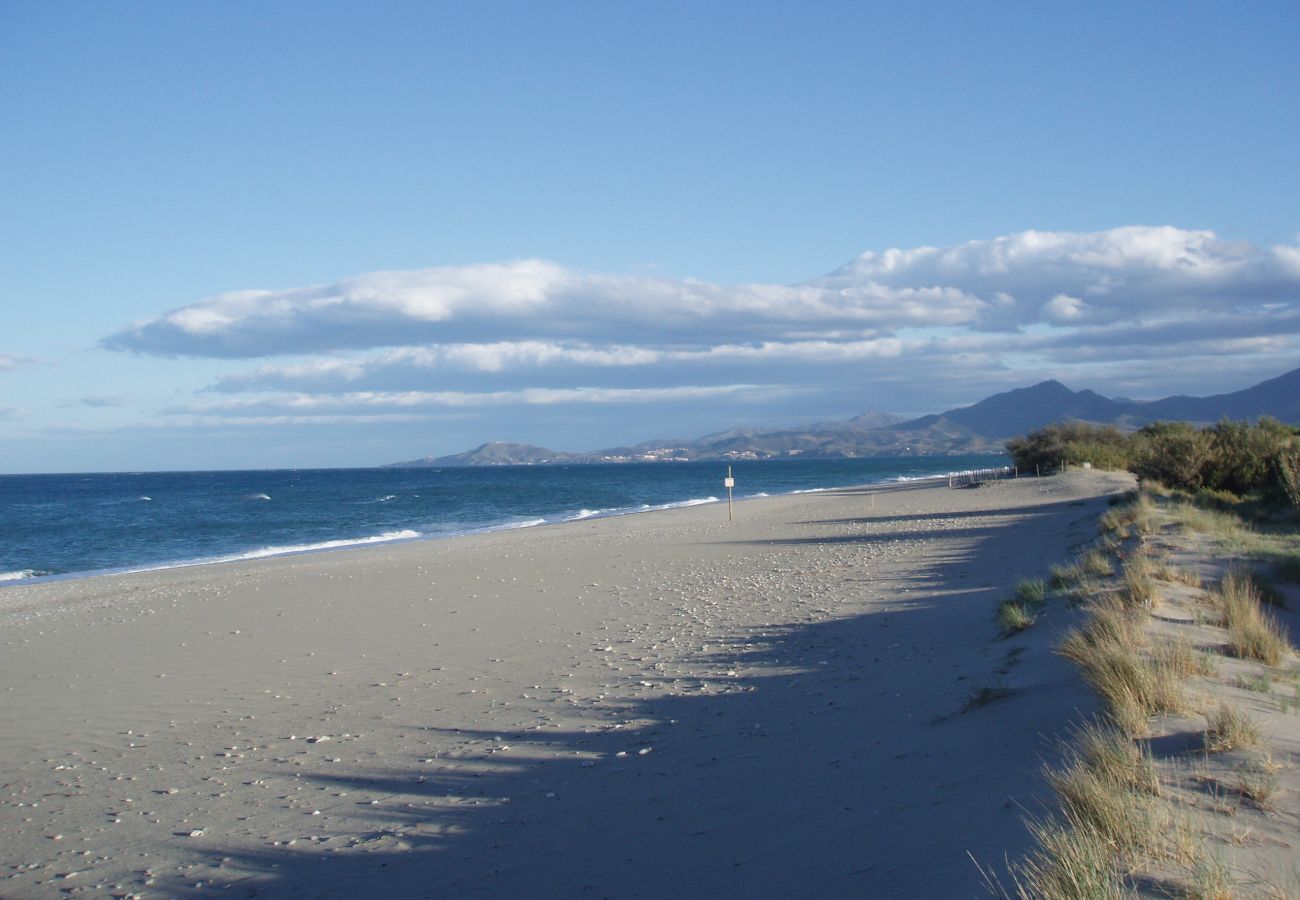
xmin=386 ymin=365 xmax=1300 ymax=467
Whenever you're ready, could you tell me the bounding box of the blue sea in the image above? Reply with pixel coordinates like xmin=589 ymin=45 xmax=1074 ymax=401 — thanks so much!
xmin=0 ymin=455 xmax=1007 ymax=584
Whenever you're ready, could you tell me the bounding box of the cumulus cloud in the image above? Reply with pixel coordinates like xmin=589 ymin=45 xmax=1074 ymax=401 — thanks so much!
xmin=816 ymin=226 xmax=1298 ymax=320
xmin=1040 ymin=294 xmax=1090 ymax=323
xmin=99 ymin=226 xmax=1300 ymax=431
xmin=104 ymin=227 xmax=1300 ymax=365
xmin=102 ymin=260 xmax=984 ymax=357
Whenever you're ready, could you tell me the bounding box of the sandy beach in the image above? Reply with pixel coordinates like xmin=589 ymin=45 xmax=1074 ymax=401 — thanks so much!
xmin=0 ymin=470 xmax=1133 ymax=898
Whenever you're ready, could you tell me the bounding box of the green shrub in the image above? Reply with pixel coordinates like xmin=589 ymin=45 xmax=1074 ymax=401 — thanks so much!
xmin=1277 ymin=446 xmax=1300 ymax=511
xmin=1131 ymin=422 xmax=1212 ymax=492
xmin=1203 ymin=418 xmax=1288 ymax=495
xmin=1005 ymin=422 xmax=1132 ymax=473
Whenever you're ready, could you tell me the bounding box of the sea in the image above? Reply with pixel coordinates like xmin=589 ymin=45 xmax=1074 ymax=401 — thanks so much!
xmin=0 ymin=455 xmax=1008 ymax=584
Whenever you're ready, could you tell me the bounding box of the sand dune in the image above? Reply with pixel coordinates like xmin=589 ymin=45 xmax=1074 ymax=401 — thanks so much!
xmin=0 ymin=470 xmax=1133 ymax=898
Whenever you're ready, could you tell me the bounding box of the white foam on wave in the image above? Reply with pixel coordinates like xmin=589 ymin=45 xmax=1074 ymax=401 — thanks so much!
xmin=565 ymin=508 xmax=605 ymax=521
xmin=208 ymin=529 xmax=423 ymax=564
xmin=791 ymin=487 xmax=829 ymax=494
xmin=489 ymin=518 xmax=548 ymax=531
xmin=653 ymin=496 xmax=719 ymax=510
xmin=0 ymin=569 xmax=39 ymax=582
xmin=245 ymin=493 xmax=272 ymax=501
xmin=139 ymin=496 xmax=152 ymax=502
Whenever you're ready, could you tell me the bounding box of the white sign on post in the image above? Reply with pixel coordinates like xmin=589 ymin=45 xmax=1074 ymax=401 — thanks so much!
xmin=724 ymin=466 xmax=735 ymax=521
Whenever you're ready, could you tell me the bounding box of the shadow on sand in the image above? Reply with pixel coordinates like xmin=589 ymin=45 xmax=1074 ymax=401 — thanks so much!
xmin=163 ymin=490 xmax=1110 ymax=899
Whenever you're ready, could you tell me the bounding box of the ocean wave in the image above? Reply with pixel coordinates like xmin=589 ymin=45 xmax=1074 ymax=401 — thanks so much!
xmin=361 ymin=494 xmax=398 ymax=504
xmin=199 ymin=529 xmax=423 ymax=565
xmin=244 ymin=493 xmax=272 ymax=501
xmin=791 ymin=487 xmax=829 ymax=494
xmin=652 ymin=496 xmax=719 ymax=510
xmin=487 ymin=518 xmax=548 ymax=531
xmin=0 ymin=569 xmax=43 ymax=582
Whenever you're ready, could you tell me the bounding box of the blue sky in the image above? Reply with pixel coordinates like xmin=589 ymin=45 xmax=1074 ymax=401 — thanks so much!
xmin=2 ymin=1 xmax=1298 ymax=472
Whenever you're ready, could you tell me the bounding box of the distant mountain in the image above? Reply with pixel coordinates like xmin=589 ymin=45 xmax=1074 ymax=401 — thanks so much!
xmin=1140 ymin=366 xmax=1300 ymax=423
xmin=386 ymin=365 xmax=1300 ymax=467
xmin=394 ymin=442 xmax=586 ymax=467
xmin=896 ymin=381 xmax=1139 ymax=441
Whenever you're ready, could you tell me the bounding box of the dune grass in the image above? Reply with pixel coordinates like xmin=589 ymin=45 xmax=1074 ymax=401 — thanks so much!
xmin=1204 ymin=701 xmax=1261 ymax=753
xmin=1212 ymin=570 xmax=1292 ymax=666
xmin=1006 ymin=810 xmax=1129 ymax=900
xmin=1049 ymin=559 xmax=1085 ymax=590
xmin=1235 ymin=755 xmax=1279 ymax=809
xmin=1122 ymin=555 xmax=1156 ymax=608
xmin=1003 ymin=721 xmax=1164 ymax=899
xmin=1060 ymin=598 xmax=1185 ymax=736
xmin=996 ymin=579 xmax=1049 ymax=633
xmin=1005 ymin=484 xmax=1300 ymax=900
xmin=998 ymin=600 xmax=1036 ymax=633
xmin=1082 ymin=549 xmax=1114 ymax=578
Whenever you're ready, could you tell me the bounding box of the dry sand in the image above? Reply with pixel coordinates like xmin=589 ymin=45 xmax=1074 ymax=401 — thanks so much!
xmin=0 ymin=469 xmax=1133 ymax=898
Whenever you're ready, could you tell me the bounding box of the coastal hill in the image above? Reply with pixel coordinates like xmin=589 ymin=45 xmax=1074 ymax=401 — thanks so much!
xmin=388 ymin=365 xmax=1300 ymax=467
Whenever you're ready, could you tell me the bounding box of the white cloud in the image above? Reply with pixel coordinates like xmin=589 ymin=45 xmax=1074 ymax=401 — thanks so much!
xmin=0 ymin=353 xmax=30 ymax=372
xmin=1040 ymin=293 xmax=1089 ymax=322
xmin=815 ymin=226 xmax=1299 ymax=329
xmin=103 ymin=259 xmax=985 ymax=357
xmin=170 ymin=383 xmax=776 ymax=419
xmin=104 ymin=227 xmax=1300 ymax=366
xmin=212 ymin=338 xmax=905 ymax=392
xmin=96 ymin=226 xmax=1300 ymax=437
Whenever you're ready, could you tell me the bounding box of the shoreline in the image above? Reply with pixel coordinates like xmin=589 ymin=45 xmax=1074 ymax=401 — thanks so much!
xmin=0 ymin=467 xmax=1001 ymax=592
xmin=0 ymin=470 xmax=1129 ymax=897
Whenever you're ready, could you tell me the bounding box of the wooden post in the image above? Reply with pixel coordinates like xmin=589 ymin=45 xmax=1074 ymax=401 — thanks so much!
xmin=724 ymin=466 xmax=735 ymax=522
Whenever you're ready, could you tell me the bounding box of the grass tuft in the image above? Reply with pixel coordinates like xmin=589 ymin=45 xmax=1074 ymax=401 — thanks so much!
xmin=1235 ymin=755 xmax=1279 ymax=809
xmin=1212 ymin=570 xmax=1292 ymax=666
xmin=1186 ymin=853 xmax=1234 ymax=900
xmin=1015 ymin=578 xmax=1047 ymax=606
xmin=1060 ymin=594 xmax=1184 ymax=735
xmin=998 ymin=600 xmax=1036 ymax=633
xmin=1049 ymin=559 xmax=1085 ymax=590
xmin=1075 ymin=719 xmax=1160 ymax=795
xmin=1155 ymin=635 xmax=1214 ymax=679
xmin=1006 ymin=810 xmax=1128 ymax=900
xmin=1122 ymin=556 xmax=1156 ymax=609
xmin=1083 ymin=549 xmax=1114 ymax=578
xmin=1204 ymin=702 xmax=1261 ymax=753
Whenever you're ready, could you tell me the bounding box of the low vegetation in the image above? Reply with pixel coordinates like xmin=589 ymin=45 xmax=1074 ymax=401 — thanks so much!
xmin=1203 ymin=701 xmax=1261 ymax=753
xmin=1213 ymin=569 xmax=1290 ymax=666
xmin=995 ymin=481 xmax=1298 ymax=898
xmin=1006 ymin=418 xmax=1300 ymax=509
xmin=997 ymin=579 xmax=1048 ymax=634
